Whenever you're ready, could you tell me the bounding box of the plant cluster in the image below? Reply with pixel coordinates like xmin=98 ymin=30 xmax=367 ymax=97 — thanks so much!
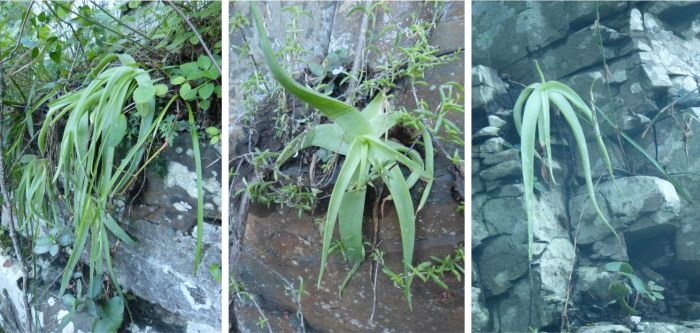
xmin=0 ymin=2 xmax=221 ymax=331
xmin=252 ymin=4 xmax=437 ymax=308
xmin=606 ymin=262 xmax=665 ymax=315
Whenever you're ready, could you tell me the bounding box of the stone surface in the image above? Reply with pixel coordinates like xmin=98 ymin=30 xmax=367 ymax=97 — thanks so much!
xmin=482 ymin=148 xmax=519 ymax=166
xmin=573 ymin=266 xmax=616 ymax=303
xmin=234 ymin=149 xmax=464 ymax=332
xmin=330 ymin=1 xmax=434 ymax=72
xmin=576 ymin=323 xmax=631 ymax=333
xmin=113 ymin=221 xmax=221 ymax=329
xmin=474 ymin=2 xmax=700 ymax=332
xmin=569 ymin=176 xmax=680 ymax=244
xmin=479 ymin=160 xmax=521 ymax=181
xmin=429 ymin=1 xmax=464 ymax=55
xmin=128 ymin=135 xmax=222 ymax=232
xmin=472 ymin=65 xmax=509 ymax=116
xmin=471 ymin=287 xmax=490 ymax=332
xmin=473 ymin=126 xmax=500 ymax=139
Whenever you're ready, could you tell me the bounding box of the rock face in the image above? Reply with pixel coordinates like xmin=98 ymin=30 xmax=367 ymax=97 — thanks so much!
xmin=231 ymin=1 xmax=465 ymax=332
xmin=0 ymin=135 xmax=222 ymax=332
xmin=474 ymin=2 xmax=700 ymax=332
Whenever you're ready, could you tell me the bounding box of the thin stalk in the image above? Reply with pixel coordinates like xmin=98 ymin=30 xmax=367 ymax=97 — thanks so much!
xmin=0 ymin=1 xmax=34 ymax=66
xmin=90 ymin=0 xmax=154 ymax=42
xmin=164 ymin=0 xmax=221 ymax=75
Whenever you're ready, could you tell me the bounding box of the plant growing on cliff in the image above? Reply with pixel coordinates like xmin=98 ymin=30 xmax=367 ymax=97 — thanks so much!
xmin=514 ymin=61 xmax=619 ymax=263
xmin=252 ymin=4 xmax=434 ymax=307
xmin=38 ymin=53 xmax=206 ymax=330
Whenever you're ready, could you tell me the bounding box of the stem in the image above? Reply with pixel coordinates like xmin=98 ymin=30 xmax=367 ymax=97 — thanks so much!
xmin=0 ymin=1 xmax=34 ymax=66
xmin=534 ymin=60 xmax=546 ymax=83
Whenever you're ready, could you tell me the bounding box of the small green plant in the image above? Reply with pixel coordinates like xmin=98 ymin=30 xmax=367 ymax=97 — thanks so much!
xmin=205 ymin=126 xmax=221 ymax=145
xmin=606 ymin=262 xmax=664 ymax=315
xmin=252 ymin=4 xmax=433 ymax=308
xmin=514 ymin=61 xmax=618 ymax=263
xmin=383 ymin=246 xmax=464 ymax=291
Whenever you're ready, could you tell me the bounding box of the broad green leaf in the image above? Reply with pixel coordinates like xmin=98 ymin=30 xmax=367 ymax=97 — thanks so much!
xmin=170 ymin=76 xmax=186 ymax=85
xmin=199 ymin=82 xmax=215 ymax=100
xmin=197 ymin=55 xmax=212 ymax=70
xmin=180 ymin=83 xmax=196 ymax=100
xmin=251 ymin=4 xmax=372 ymax=138
xmin=318 ymin=139 xmax=363 ymax=288
xmin=154 ymin=84 xmax=168 ymax=97
xmin=133 ymin=84 xmax=155 ymax=104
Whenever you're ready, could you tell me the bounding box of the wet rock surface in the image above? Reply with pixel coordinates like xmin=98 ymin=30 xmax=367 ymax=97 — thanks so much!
xmin=474 ymin=2 xmax=700 ymax=331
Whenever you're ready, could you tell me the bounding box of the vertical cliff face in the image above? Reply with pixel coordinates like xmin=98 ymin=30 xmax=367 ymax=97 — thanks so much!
xmin=473 ymin=2 xmax=700 ymax=332
xmin=230 ymin=1 xmax=465 ymax=332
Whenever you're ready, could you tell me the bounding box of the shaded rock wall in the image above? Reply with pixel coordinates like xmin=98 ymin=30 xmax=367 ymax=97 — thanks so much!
xmin=473 ymin=1 xmax=700 ymax=332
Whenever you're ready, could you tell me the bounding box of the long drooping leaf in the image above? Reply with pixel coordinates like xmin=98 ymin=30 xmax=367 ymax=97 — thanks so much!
xmin=549 ymin=91 xmax=618 ymax=241
xmin=250 ymin=3 xmax=372 ymax=138
xmin=519 ymin=85 xmax=542 ymax=262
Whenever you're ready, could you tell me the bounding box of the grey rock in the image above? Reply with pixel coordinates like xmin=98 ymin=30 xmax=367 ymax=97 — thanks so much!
xmin=472 ymin=158 xmax=480 ymax=174
xmin=591 ymin=234 xmax=629 ymax=261
xmin=570 ymin=176 xmax=680 ymax=244
xmin=480 ymin=160 xmax=521 ymax=180
xmin=113 ymin=221 xmax=222 ymax=329
xmin=472 ymin=65 xmax=509 ymax=115
xmin=574 ymin=266 xmax=616 ymax=303
xmin=476 ymin=235 xmax=528 ymax=296
xmin=127 ymin=135 xmax=222 ymax=232
xmin=430 ymin=1 xmax=464 ymax=55
xmin=482 ymin=148 xmax=519 ymax=166
xmin=479 ymin=137 xmax=507 ymax=154
xmin=330 ymin=1 xmax=433 ymax=72
xmin=488 ymin=115 xmax=507 ymax=128
xmin=471 ymin=287 xmax=490 ymax=332
xmin=473 ymin=176 xmax=484 ymax=195
xmin=473 ymin=125 xmax=500 ymax=139
xmin=576 ymin=323 xmax=631 ymax=333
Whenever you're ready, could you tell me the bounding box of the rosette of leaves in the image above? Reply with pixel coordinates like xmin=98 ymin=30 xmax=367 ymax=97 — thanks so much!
xmin=514 ymin=61 xmax=619 ymax=263
xmin=252 ymin=4 xmax=433 ymax=307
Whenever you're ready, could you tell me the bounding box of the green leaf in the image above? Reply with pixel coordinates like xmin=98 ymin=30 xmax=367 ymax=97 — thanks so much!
xmin=93 ymin=296 xmax=124 ymax=333
xmin=197 ymin=55 xmax=212 ymax=70
xmin=309 ymin=63 xmax=325 ymax=77
xmin=251 ymin=4 xmax=372 ymax=139
xmin=318 ymin=139 xmax=363 ymax=288
xmin=205 ymin=127 xmax=220 ymax=136
xmin=103 ymin=214 xmax=136 ymax=246
xmin=133 ymin=84 xmax=155 ymax=104
xmin=180 ymin=83 xmax=196 ymax=100
xmin=154 ymin=84 xmax=168 ymax=97
xmin=170 ymin=76 xmax=186 ymax=85
xmin=198 ymin=82 xmax=215 ymax=100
